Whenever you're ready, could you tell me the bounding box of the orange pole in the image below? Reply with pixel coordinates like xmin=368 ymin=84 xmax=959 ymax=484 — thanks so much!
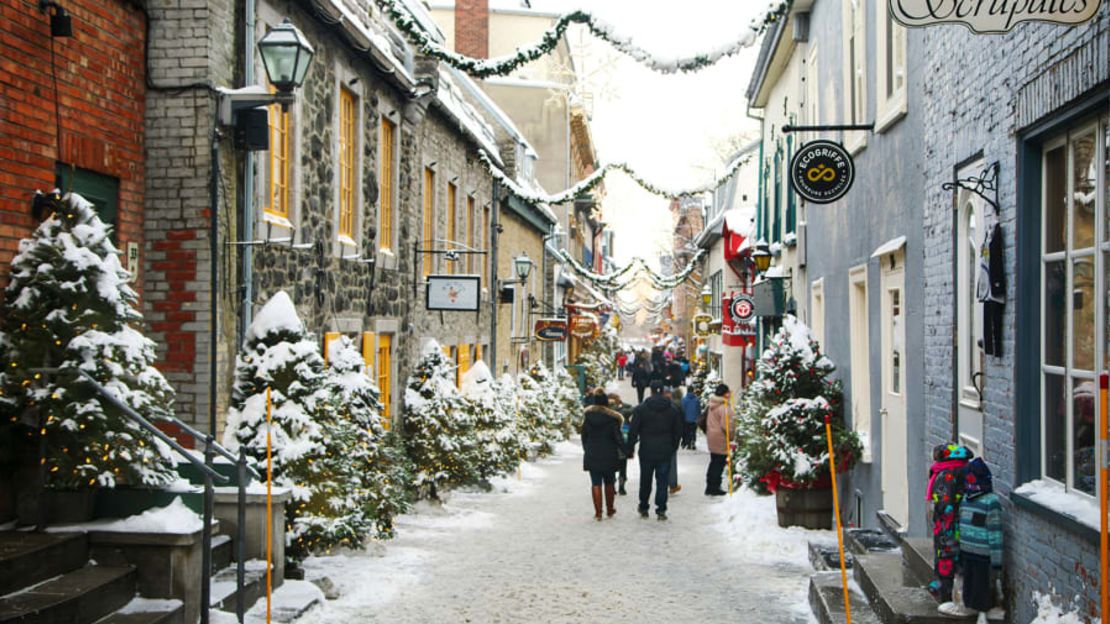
xmin=825 ymin=414 xmax=852 ymax=624
xmin=1100 ymin=372 xmax=1108 ymax=622
xmin=725 ymin=394 xmax=734 ymax=496
xmin=266 ymin=387 xmax=273 ymax=624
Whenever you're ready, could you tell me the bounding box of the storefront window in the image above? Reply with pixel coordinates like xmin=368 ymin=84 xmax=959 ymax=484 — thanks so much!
xmin=1040 ymin=115 xmax=1108 ymax=497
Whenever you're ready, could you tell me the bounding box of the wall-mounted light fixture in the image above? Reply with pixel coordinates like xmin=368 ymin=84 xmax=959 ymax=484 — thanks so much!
xmin=39 ymin=1 xmax=73 ymax=38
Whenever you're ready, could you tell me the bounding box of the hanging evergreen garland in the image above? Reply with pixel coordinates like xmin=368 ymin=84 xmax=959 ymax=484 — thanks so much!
xmin=481 ymin=150 xmax=753 ymax=205
xmin=376 ymin=0 xmax=791 ymax=78
xmin=556 ymin=248 xmax=706 ymax=292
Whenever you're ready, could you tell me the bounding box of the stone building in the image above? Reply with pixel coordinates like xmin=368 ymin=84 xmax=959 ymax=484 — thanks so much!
xmin=919 ymin=8 xmax=1110 ymax=621
xmin=669 ymin=196 xmax=706 ymax=355
xmin=143 ymin=0 xmax=536 ymax=434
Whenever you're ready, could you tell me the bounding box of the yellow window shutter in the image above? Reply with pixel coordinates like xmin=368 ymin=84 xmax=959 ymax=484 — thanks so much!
xmin=323 ymin=332 xmax=342 ymax=365
xmin=362 ymin=331 xmax=376 ymax=374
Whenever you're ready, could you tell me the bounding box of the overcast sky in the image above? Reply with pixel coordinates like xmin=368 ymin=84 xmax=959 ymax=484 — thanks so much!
xmin=528 ymin=0 xmax=769 ymax=267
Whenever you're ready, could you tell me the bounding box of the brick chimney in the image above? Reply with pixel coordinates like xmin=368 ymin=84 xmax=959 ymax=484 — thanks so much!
xmin=455 ymin=0 xmax=489 ymax=59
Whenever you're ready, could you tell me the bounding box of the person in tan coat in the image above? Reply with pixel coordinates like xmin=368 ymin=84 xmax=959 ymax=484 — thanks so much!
xmin=705 ymin=383 xmax=735 ymax=496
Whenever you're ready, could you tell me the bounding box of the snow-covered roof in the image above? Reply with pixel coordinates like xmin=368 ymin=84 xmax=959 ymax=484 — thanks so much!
xmin=435 ymin=67 xmax=502 ymax=164
xmin=870 ymin=235 xmax=907 ymax=259
xmin=314 ymin=0 xmax=417 ymax=87
xmin=723 ymin=207 xmax=755 ymax=234
xmin=450 ymin=66 xmax=534 ymax=154
xmin=398 ymin=0 xmax=445 ymax=42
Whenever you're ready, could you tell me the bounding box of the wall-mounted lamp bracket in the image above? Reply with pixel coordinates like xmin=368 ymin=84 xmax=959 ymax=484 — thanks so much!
xmin=941 ymin=161 xmax=1000 ymax=215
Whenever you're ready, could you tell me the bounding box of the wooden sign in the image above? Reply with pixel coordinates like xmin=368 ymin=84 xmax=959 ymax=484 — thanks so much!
xmin=889 ymin=0 xmax=1103 ymax=33
xmin=534 ymin=319 xmax=568 ymax=342
xmin=569 ymin=313 xmax=599 ymax=338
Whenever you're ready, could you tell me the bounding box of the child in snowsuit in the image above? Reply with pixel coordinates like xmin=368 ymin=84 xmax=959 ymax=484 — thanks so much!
xmin=926 ymin=443 xmax=974 ymax=602
xmin=939 ymin=457 xmax=1004 ymax=621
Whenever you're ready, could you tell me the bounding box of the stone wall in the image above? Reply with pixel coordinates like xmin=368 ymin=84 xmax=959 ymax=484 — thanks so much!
xmin=920 ymin=11 xmax=1110 ymax=621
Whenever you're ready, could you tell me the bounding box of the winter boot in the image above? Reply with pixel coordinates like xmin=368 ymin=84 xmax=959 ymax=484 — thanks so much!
xmin=591 ymin=486 xmax=603 ymax=521
xmin=618 ymin=477 xmax=627 ymax=496
xmin=604 ymin=484 xmax=617 ymax=518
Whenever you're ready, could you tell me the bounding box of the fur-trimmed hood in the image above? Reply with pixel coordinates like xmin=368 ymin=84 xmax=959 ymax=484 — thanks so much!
xmin=708 ymin=395 xmax=728 ymax=408
xmin=584 ymin=404 xmax=624 ymax=424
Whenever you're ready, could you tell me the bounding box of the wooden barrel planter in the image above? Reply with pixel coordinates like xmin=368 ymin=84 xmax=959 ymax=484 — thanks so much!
xmin=775 ymin=487 xmax=833 ymax=529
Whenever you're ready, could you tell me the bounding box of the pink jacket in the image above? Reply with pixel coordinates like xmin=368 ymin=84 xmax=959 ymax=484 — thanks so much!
xmin=706 ymin=395 xmax=735 ymax=455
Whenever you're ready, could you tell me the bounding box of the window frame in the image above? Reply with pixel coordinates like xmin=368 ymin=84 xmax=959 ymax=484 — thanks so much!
xmin=266 ymin=98 xmax=293 ymax=226
xmin=874 ymin=0 xmax=908 ymax=132
xmin=446 ymin=180 xmax=458 ymax=274
xmin=842 ymin=0 xmax=868 ymax=154
xmin=956 ymin=159 xmax=986 ymax=411
xmin=848 ymin=264 xmax=872 ymax=463
xmin=466 ymin=194 xmax=476 ymax=275
xmin=422 ymin=165 xmax=437 ymax=277
xmin=377 ymin=333 xmax=393 ymax=429
xmin=377 ymin=114 xmax=399 ymax=256
xmin=336 ymin=84 xmax=361 ymax=251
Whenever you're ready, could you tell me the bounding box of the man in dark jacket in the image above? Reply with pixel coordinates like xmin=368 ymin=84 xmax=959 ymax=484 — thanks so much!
xmin=627 ymin=380 xmax=684 ymax=520
xmin=631 ymin=362 xmax=650 ymax=404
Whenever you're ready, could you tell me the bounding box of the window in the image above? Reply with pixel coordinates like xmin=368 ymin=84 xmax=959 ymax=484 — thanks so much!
xmin=843 ymin=0 xmax=867 ymax=153
xmin=467 ymin=196 xmax=476 ymax=274
xmin=377 ymin=333 xmax=393 ymax=429
xmin=1040 ymin=116 xmax=1108 ymax=497
xmin=957 ymin=163 xmax=985 ymax=410
xmin=423 ymin=167 xmax=436 ymax=276
xmin=338 ymin=88 xmax=357 ymax=244
xmin=55 ymin=165 xmax=119 ymax=242
xmin=772 ymin=146 xmax=782 ymax=243
xmin=482 ymin=204 xmax=491 ymax=286
xmin=786 ymin=134 xmax=797 ymax=238
xmin=875 ymin=0 xmax=907 ymax=130
xmin=710 ymin=270 xmax=723 ymax=321
xmin=446 ymin=182 xmax=457 ymax=274
xmin=810 ymin=278 xmax=825 ymax=346
xmin=889 ymin=288 xmax=901 ymax=395
xmin=362 ymin=331 xmax=376 ymax=375
xmin=268 ymin=101 xmax=291 ymax=220
xmin=378 ymin=116 xmax=396 ymax=252
xmin=849 ymin=265 xmax=872 ymax=462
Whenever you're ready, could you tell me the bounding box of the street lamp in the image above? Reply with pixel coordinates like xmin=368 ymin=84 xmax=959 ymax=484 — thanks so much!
xmin=752 ymin=239 xmax=772 ymax=274
xmin=701 ymin=285 xmax=712 ymax=308
xmin=257 ymin=19 xmax=315 ymax=95
xmin=514 ymin=253 xmax=533 ymax=282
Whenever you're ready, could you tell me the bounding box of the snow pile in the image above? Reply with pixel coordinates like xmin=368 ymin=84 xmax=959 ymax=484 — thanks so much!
xmin=712 ymin=487 xmax=832 ymax=566
xmin=1029 ymin=592 xmax=1091 ymax=624
xmin=244 ymin=290 xmax=303 ymax=342
xmin=1014 ymin=480 xmax=1099 ymax=531
xmin=245 ymin=579 xmax=324 ymax=623
xmin=48 ymin=498 xmax=202 ymax=534
xmin=117 ymin=597 xmax=183 ymax=615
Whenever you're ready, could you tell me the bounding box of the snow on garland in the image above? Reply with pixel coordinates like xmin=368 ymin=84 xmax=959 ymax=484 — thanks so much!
xmin=480 ymin=150 xmax=753 ymax=205
xmin=376 ymin=0 xmax=792 ymax=78
xmin=556 ymin=247 xmax=707 ymax=292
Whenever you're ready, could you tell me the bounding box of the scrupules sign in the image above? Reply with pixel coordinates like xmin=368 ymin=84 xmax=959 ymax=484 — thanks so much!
xmin=889 ymin=0 xmax=1103 ymax=33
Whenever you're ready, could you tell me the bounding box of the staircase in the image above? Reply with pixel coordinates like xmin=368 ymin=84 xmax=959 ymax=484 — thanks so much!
xmin=808 ymin=528 xmax=1007 ymax=624
xmin=0 ymin=532 xmax=182 ymax=624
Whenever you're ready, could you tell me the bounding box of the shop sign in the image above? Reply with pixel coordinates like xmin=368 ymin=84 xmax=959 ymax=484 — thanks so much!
xmin=426 ymin=275 xmax=480 ymax=311
xmin=729 ymin=294 xmax=756 ymax=324
xmin=722 ymin=295 xmax=756 ymax=348
xmin=889 ymin=0 xmax=1103 ymax=33
xmin=534 ymin=318 xmax=568 ymax=342
xmin=693 ymin=313 xmax=713 ymax=337
xmin=790 ymin=140 xmax=855 ymax=204
xmin=569 ymin=313 xmax=599 ymax=338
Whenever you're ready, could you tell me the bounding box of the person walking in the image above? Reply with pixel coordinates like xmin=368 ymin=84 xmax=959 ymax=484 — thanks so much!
xmin=627 ymin=380 xmax=683 ymax=520
xmin=581 ymin=390 xmax=625 ymax=521
xmin=616 ymin=351 xmax=628 ymax=380
xmin=631 ymin=361 xmax=650 ymax=404
xmin=666 ymin=386 xmax=683 ymax=495
xmin=681 ymin=385 xmax=701 ymax=450
xmin=608 ymin=392 xmax=633 ymax=495
xmin=705 ymin=383 xmax=734 ymax=496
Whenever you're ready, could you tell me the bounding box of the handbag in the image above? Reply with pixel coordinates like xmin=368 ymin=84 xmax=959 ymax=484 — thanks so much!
xmin=697 ymin=408 xmax=708 ymax=433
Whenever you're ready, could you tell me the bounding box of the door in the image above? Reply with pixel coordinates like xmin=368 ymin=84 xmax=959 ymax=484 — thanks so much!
xmin=880 ymin=253 xmax=909 ymax=528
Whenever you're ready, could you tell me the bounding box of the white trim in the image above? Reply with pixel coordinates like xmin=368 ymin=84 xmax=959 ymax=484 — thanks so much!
xmin=874 ymin=0 xmax=908 ymax=133
xmin=843 ymin=0 xmax=868 ymax=154
xmin=333 ymin=61 xmax=365 ymax=258
xmin=870 ymin=235 xmax=907 ymax=259
xmin=848 ymin=264 xmax=872 ymax=464
xmin=810 ymin=278 xmax=825 ymax=347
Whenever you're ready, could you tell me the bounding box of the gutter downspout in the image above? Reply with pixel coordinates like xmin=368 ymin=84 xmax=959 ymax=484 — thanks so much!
xmin=239 ymin=0 xmax=256 ymax=345
xmin=489 ymin=180 xmax=500 ymax=375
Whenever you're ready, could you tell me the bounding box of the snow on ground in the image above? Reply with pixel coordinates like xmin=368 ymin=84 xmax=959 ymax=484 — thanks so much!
xmin=45 ymin=498 xmax=202 ymax=534
xmin=295 ymin=380 xmax=817 ymax=623
xmin=1029 ymin=592 xmax=1097 ymax=624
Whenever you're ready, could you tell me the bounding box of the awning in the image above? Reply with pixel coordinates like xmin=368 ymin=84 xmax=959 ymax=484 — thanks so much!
xmin=723 ymin=208 xmax=755 ymax=278
xmin=870 ymin=235 xmax=907 ymax=259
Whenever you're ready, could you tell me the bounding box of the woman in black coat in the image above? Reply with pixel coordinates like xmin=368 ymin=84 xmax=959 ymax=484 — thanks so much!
xmin=581 ymin=390 xmax=625 ymax=521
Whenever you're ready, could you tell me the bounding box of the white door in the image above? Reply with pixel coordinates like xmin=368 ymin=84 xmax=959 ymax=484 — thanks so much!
xmin=956 ymin=164 xmax=985 ymax=456
xmin=880 ymin=253 xmax=909 ymax=528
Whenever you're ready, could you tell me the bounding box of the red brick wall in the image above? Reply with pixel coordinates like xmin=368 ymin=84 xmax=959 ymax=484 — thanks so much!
xmin=0 ymin=0 xmax=146 ymax=289
xmin=455 ymin=0 xmax=489 ymax=59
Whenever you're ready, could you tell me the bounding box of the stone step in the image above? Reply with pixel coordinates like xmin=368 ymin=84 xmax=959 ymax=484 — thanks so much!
xmin=0 ymin=565 xmax=135 ymax=624
xmin=901 ymin=537 xmax=935 ymax=586
xmin=809 ymin=540 xmax=855 ymax=571
xmin=209 ymin=562 xmax=267 ymax=614
xmin=211 ymin=534 xmax=232 ymax=573
xmin=92 ymin=598 xmax=184 ymax=624
xmin=810 ymin=571 xmax=882 ymax=624
xmin=845 ymin=527 xmax=901 ymax=556
xmin=854 ymin=551 xmax=977 ymax=624
xmin=0 ymin=532 xmax=88 ymax=596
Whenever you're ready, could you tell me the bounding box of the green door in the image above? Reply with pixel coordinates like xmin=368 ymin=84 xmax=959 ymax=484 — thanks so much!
xmin=55 ymin=164 xmax=119 ymax=242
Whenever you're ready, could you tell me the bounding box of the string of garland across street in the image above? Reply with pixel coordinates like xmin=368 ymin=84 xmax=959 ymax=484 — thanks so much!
xmin=375 ymin=0 xmax=792 ymax=78
xmin=556 ymin=248 xmax=708 ymax=292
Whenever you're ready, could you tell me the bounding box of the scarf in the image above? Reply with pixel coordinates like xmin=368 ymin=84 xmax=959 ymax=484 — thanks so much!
xmin=927 ymin=459 xmax=968 ymax=501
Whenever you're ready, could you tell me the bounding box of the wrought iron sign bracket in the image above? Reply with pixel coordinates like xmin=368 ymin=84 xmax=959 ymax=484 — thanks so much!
xmin=410 ymin=241 xmax=489 ymax=298
xmin=781 ymin=123 xmax=874 ymax=133
xmin=941 ymin=160 xmax=1000 ymax=215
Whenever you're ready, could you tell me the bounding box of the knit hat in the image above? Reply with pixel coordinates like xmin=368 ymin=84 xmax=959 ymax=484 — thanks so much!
xmin=934 ymin=443 xmax=974 ymax=461
xmin=964 ymin=458 xmax=993 ymax=497
xmin=714 ymin=383 xmax=730 ymax=397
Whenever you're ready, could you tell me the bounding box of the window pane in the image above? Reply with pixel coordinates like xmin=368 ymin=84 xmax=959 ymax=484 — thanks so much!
xmin=1073 ymin=378 xmax=1096 ymax=495
xmin=1072 ymin=257 xmax=1095 ymax=370
xmin=1072 ymin=131 xmax=1096 ymax=249
xmin=1043 ymin=260 xmax=1066 ymax=367
xmin=1044 ymin=373 xmax=1067 ymax=482
xmin=1044 ymin=145 xmax=1067 ymax=254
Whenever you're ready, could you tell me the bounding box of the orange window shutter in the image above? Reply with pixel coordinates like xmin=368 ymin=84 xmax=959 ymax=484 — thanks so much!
xmin=323 ymin=332 xmax=342 ymax=365
xmin=362 ymin=331 xmax=376 ymax=374
xmin=423 ymin=167 xmax=435 ymax=276
xmin=379 ymin=117 xmax=395 ymax=250
xmin=377 ymin=334 xmax=392 ymax=428
xmin=339 ymin=88 xmax=356 ymax=239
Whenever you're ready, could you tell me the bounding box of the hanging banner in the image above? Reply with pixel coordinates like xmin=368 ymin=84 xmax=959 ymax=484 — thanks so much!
xmin=534 ymin=318 xmax=568 ymax=342
xmin=569 ymin=313 xmax=599 ymax=338
xmin=426 ymin=275 xmax=481 ymax=311
xmin=889 ymin=0 xmax=1103 ymax=33
xmin=722 ymin=295 xmax=756 ymax=347
xmin=790 ymin=140 xmax=855 ymax=204
xmin=693 ymin=313 xmax=713 ymax=337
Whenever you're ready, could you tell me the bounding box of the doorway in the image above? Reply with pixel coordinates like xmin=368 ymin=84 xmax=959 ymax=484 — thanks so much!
xmin=880 ymin=252 xmax=908 ymax=528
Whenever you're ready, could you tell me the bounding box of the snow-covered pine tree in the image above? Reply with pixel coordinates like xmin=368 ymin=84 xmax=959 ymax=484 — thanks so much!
xmin=319 ymin=336 xmax=411 ymax=540
xmin=223 ymin=292 xmax=368 ymax=558
xmin=576 ymin=326 xmax=619 ymax=390
xmin=401 ymin=340 xmax=481 ymax=498
xmin=734 ymin=315 xmax=861 ymax=492
xmin=461 ymin=361 xmax=522 ymax=479
xmin=552 ymin=366 xmax=583 ymax=437
xmin=492 ymin=373 xmax=527 ymax=465
xmin=0 ymin=192 xmax=175 ymax=488
xmin=516 ymin=370 xmax=560 ymax=457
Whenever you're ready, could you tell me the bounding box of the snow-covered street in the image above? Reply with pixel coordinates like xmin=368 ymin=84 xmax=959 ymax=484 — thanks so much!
xmin=296 ymin=382 xmax=821 ymax=624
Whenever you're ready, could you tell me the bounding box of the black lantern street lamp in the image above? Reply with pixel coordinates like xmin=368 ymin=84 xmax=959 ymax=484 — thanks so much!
xmin=752 ymin=239 xmax=772 ymax=274
xmin=514 ymin=253 xmax=533 ymax=282
xmin=257 ymin=18 xmax=315 ymax=96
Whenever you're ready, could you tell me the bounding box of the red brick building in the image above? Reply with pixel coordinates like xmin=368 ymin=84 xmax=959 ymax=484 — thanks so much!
xmin=0 ymin=0 xmax=146 ymax=288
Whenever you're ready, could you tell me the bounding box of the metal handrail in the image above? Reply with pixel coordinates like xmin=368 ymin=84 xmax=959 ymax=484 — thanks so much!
xmin=162 ymin=413 xmax=261 ymax=480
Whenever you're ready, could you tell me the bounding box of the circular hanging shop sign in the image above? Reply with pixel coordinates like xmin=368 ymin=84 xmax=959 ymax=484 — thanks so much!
xmin=790 ymin=140 xmax=855 ymax=204
xmin=730 ymin=295 xmax=755 ymax=324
